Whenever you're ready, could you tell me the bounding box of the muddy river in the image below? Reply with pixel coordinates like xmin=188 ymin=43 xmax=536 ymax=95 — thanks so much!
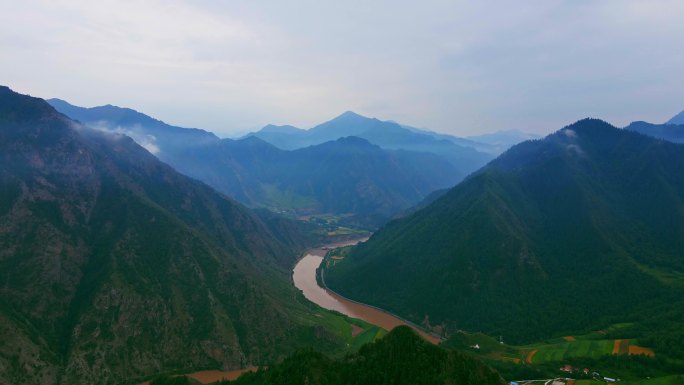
xmin=292 ymin=238 xmax=441 ymax=345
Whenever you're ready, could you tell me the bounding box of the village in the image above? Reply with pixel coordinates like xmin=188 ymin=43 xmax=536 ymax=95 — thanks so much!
xmin=510 ymin=364 xmax=621 ymax=385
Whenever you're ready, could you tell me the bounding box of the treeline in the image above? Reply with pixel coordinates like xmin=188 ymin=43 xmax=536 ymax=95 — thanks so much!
xmin=631 ymin=304 xmax=684 ymax=360
xmin=207 ymin=326 xmax=506 ymax=385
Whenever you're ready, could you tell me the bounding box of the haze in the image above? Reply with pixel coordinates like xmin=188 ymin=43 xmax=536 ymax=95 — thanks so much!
xmin=1 ymin=0 xmax=682 ymax=136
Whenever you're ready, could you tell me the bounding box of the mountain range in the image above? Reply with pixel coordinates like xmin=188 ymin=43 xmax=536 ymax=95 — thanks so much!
xmin=247 ymin=111 xmax=496 ymax=167
xmin=47 ymin=100 xmax=493 ymax=228
xmin=466 ymin=129 xmax=540 ymax=151
xmin=0 ymin=86 xmax=362 ymax=384
xmin=325 ymin=118 xmax=684 ymax=343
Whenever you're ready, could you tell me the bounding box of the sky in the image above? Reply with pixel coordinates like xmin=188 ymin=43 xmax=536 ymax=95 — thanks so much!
xmin=1 ymin=0 xmax=683 ymax=137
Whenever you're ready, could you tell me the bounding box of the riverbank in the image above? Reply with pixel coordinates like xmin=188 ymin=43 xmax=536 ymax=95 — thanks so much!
xmin=293 ymin=239 xmax=442 ymax=345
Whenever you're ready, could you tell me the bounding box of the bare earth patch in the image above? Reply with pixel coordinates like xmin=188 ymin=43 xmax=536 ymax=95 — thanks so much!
xmin=351 ymin=324 xmax=364 ymax=337
xmin=629 ymin=345 xmax=655 ymax=357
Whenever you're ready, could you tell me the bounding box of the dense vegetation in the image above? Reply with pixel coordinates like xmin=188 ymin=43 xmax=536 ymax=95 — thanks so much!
xmin=326 ymin=119 xmax=684 ymax=344
xmin=220 ymin=326 xmax=505 ymax=385
xmin=0 ymin=86 xmax=353 ymax=384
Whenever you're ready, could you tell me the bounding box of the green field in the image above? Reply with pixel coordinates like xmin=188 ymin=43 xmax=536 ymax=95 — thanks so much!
xmin=524 ymin=339 xmax=616 ymax=363
xmin=442 ymin=325 xmax=672 ymax=385
xmin=445 ymin=325 xmax=654 ymax=366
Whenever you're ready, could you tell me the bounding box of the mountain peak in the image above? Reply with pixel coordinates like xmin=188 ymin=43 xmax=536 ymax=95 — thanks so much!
xmin=0 ymin=85 xmax=63 ymax=124
xmin=331 ymin=110 xmax=372 ymax=122
xmin=338 ymin=110 xmax=364 ymax=118
xmin=259 ymin=124 xmax=304 ymax=134
xmin=556 ymin=118 xmax=615 ymax=137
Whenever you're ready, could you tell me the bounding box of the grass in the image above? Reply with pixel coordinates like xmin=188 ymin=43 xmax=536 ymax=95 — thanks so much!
xmin=350 ymin=326 xmax=386 ymax=350
xmin=327 ymin=227 xmax=368 ymax=236
xmin=524 ymin=339 xmax=616 ymax=363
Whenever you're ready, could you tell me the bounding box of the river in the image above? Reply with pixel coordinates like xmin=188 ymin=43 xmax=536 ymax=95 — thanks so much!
xmin=292 ymin=238 xmax=441 ymax=345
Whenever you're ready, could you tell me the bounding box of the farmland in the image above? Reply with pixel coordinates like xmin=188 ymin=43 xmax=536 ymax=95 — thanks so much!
xmin=441 ymin=324 xmax=672 ymax=383
xmin=444 ymin=326 xmax=654 ymax=365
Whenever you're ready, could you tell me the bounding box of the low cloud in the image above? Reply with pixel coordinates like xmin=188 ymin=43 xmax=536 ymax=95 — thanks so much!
xmin=563 ymin=129 xmax=578 ymax=139
xmin=88 ymin=121 xmax=161 ymax=155
xmin=566 ymin=143 xmax=584 ymax=156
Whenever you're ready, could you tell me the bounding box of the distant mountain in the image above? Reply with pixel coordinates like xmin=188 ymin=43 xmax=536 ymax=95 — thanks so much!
xmin=51 ymin=102 xmax=466 ymax=228
xmin=326 ymin=119 xmax=684 ymax=343
xmin=466 ymin=129 xmax=540 ymax=152
xmin=667 ymin=110 xmax=684 ymax=125
xmin=392 ymin=121 xmax=500 ymax=154
xmin=226 ymin=326 xmax=505 ymax=385
xmin=249 ymin=124 xmax=308 ymax=149
xmin=47 ymin=98 xmax=219 ymax=154
xmin=626 ymin=121 xmax=684 ymax=144
xmin=248 ymin=111 xmax=494 ymax=173
xmin=171 ymin=135 xmax=464 ymax=228
xmin=0 ymin=86 xmax=353 ymax=384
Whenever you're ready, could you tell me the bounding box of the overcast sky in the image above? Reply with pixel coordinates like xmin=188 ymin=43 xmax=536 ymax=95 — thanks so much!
xmin=1 ymin=0 xmax=683 ymax=136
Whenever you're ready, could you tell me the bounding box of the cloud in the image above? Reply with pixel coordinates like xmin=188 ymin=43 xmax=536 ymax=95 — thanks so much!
xmin=1 ymin=1 xmax=683 ymax=136
xmin=563 ymin=129 xmax=578 ymax=139
xmin=87 ymin=121 xmax=161 ymax=155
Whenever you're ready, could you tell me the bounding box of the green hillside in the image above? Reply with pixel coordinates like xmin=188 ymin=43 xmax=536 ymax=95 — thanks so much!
xmin=326 ymin=119 xmax=684 ymax=343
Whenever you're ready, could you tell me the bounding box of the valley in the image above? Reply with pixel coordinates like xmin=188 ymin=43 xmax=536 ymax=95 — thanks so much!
xmin=4 ymin=2 xmax=684 ymax=384
xmin=2 ymin=73 xmax=684 ymax=385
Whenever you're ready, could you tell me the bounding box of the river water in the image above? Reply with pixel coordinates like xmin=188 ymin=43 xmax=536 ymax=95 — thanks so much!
xmin=292 ymin=238 xmax=440 ymax=345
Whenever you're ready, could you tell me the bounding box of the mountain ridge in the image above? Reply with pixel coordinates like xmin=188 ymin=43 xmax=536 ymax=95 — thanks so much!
xmin=626 ymin=120 xmax=684 ymax=144
xmin=0 ymin=86 xmax=353 ymax=384
xmin=666 ymin=109 xmax=684 ymax=125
